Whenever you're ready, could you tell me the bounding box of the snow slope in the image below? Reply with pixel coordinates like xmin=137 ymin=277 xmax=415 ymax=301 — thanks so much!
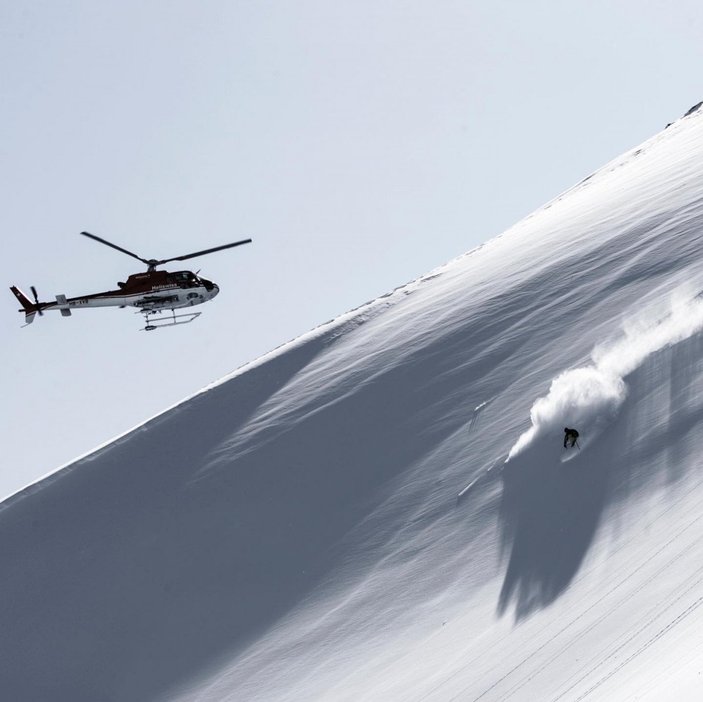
xmin=4 ymin=105 xmax=703 ymax=701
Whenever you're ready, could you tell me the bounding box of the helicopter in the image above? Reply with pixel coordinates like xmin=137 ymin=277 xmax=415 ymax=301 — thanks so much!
xmin=10 ymin=231 xmax=252 ymax=331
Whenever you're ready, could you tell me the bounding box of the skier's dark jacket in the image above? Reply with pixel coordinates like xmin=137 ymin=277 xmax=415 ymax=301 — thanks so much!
xmin=563 ymin=427 xmax=579 ymax=447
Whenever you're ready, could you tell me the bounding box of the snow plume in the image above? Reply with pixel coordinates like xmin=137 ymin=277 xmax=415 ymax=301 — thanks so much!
xmin=508 ymin=289 xmax=703 ymax=460
xmin=506 ymin=367 xmax=624 ymax=460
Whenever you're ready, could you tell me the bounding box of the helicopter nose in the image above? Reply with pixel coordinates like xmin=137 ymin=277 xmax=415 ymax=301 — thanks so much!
xmin=211 ymin=284 xmax=219 ymax=298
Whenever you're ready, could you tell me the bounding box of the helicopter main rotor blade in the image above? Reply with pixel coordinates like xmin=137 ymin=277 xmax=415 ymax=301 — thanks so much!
xmin=80 ymin=231 xmax=150 ymax=265
xmin=157 ymin=238 xmax=253 ymax=265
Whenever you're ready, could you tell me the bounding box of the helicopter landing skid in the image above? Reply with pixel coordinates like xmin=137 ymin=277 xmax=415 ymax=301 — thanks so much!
xmin=139 ymin=308 xmax=201 ymax=331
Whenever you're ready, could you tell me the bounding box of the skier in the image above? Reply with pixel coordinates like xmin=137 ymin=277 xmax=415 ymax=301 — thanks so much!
xmin=563 ymin=427 xmax=579 ymax=448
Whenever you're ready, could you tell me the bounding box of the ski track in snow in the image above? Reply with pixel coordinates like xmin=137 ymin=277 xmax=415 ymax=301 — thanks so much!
xmin=471 ymin=489 xmax=703 ymax=702
xmin=416 ymin=462 xmax=703 ymax=702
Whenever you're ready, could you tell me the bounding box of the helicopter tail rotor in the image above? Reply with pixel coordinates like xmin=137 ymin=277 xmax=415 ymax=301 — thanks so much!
xmin=30 ymin=286 xmax=44 ymax=316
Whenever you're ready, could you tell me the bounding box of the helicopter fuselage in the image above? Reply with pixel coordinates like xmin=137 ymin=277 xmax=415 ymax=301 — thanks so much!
xmin=12 ymin=270 xmax=219 ymax=322
xmin=61 ymin=270 xmax=219 ymax=311
xmin=12 ymin=231 xmax=250 ymax=330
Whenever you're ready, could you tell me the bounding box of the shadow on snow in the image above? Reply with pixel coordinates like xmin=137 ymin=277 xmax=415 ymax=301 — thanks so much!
xmin=497 ymin=332 xmax=703 ymax=621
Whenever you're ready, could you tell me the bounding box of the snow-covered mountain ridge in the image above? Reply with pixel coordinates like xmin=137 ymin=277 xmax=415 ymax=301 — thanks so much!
xmin=3 ymin=104 xmax=703 ymax=701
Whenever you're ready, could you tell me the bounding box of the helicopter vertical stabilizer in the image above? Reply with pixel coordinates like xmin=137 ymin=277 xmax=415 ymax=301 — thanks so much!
xmin=11 ymin=285 xmax=43 ymax=326
xmin=10 ymin=286 xmax=35 ymax=311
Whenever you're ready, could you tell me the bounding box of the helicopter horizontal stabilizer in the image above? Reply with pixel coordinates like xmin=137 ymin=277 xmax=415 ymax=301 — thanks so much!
xmin=55 ymin=294 xmax=72 ymax=317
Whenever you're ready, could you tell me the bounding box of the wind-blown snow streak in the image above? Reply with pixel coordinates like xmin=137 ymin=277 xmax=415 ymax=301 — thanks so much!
xmin=508 ymin=289 xmax=703 ymax=459
xmin=4 ymin=106 xmax=703 ymax=702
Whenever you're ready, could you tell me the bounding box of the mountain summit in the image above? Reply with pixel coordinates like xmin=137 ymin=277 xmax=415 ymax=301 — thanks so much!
xmin=4 ymin=104 xmax=703 ymax=701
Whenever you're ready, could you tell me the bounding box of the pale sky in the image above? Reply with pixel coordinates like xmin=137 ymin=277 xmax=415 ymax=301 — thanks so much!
xmin=2 ymin=0 xmax=703 ymax=499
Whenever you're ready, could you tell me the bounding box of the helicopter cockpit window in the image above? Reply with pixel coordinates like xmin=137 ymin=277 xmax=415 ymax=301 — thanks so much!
xmin=172 ymin=272 xmax=193 ymax=286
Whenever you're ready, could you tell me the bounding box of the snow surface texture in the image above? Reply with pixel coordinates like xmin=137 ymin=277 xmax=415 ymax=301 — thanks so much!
xmin=4 ymin=105 xmax=703 ymax=701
